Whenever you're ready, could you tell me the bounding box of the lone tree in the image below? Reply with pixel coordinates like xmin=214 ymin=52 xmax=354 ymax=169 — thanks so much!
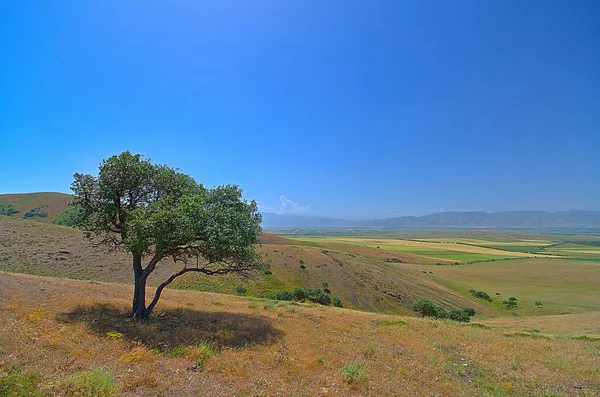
xmin=71 ymin=151 xmax=263 ymax=319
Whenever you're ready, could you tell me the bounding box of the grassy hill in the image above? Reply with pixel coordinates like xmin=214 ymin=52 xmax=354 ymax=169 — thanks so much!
xmin=1 ymin=273 xmax=598 ymax=396
xmin=0 ymin=216 xmax=483 ymax=315
xmin=0 ymin=192 xmax=72 ymax=224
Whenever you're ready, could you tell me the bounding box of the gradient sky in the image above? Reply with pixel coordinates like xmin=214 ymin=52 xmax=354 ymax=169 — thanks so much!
xmin=1 ymin=1 xmax=599 ymax=218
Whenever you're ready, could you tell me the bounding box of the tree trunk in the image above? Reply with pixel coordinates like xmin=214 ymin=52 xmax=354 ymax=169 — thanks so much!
xmin=131 ymin=254 xmax=148 ymax=319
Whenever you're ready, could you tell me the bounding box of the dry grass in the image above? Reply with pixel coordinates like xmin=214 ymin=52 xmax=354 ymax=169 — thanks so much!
xmin=1 ymin=273 xmax=599 ymax=396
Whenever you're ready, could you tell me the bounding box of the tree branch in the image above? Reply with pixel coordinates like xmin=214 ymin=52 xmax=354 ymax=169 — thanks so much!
xmin=143 ymin=261 xmax=258 ymax=316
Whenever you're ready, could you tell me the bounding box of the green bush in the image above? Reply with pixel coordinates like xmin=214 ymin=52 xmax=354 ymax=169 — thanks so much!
xmin=315 ymin=292 xmax=331 ymax=305
xmin=0 ymin=204 xmax=19 ymax=216
xmin=267 ymin=287 xmax=338 ymax=307
xmin=333 ymin=296 xmax=343 ymax=307
xmin=469 ymin=289 xmax=492 ymax=302
xmin=412 ymin=298 xmax=446 ymax=319
xmin=340 ymin=361 xmax=367 ymax=383
xmin=463 ymin=308 xmax=476 ymax=316
xmin=503 ymin=299 xmax=518 ymax=308
xmin=448 ymin=309 xmax=471 ymax=323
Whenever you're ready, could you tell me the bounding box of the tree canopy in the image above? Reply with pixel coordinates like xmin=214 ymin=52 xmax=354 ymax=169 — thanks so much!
xmin=71 ymin=151 xmax=263 ymax=319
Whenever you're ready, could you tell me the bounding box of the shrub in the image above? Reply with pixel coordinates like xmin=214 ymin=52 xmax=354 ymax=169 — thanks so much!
xmin=51 ymin=368 xmax=118 ymax=397
xmin=508 ymin=296 xmax=517 ymax=301
xmin=315 ymin=292 xmax=331 ymax=305
xmin=463 ymin=308 xmax=476 ymax=316
xmin=299 ymin=264 xmax=306 ymax=269
xmin=0 ymin=366 xmax=40 ymax=397
xmin=0 ymin=204 xmax=19 ymax=217
xmin=412 ymin=298 xmax=446 ymax=319
xmin=333 ymin=296 xmax=343 ymax=307
xmin=293 ymin=287 xmax=308 ymax=301
xmin=340 ymin=361 xmax=367 ymax=384
xmin=448 ymin=309 xmax=471 ymax=323
xmin=535 ymin=301 xmax=543 ymax=306
xmin=503 ymin=300 xmax=518 ymax=308
xmin=235 ymin=285 xmax=247 ymax=296
xmin=469 ymin=289 xmax=492 ymax=302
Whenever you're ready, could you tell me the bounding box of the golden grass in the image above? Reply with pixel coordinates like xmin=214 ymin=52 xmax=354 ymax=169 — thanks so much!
xmin=1 ymin=273 xmax=598 ymax=396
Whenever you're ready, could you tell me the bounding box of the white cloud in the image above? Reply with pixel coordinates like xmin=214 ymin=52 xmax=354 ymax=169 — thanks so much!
xmin=259 ymin=195 xmax=311 ymax=214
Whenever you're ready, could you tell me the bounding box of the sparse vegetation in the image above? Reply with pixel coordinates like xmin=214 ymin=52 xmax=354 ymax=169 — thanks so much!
xmin=267 ymin=287 xmax=335 ymax=307
xmin=50 ymin=368 xmax=118 ymax=396
xmin=0 ymin=366 xmax=40 ymax=397
xmin=340 ymin=361 xmax=368 ymax=384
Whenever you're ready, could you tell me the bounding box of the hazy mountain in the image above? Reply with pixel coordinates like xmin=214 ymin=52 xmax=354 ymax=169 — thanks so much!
xmin=263 ymin=210 xmax=600 ymax=230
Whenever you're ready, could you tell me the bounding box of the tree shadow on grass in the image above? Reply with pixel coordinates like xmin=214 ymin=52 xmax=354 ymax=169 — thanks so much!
xmin=57 ymin=303 xmax=283 ymax=350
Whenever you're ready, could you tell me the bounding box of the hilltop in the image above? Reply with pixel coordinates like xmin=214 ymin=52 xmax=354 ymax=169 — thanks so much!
xmin=0 ymin=192 xmax=72 ymax=224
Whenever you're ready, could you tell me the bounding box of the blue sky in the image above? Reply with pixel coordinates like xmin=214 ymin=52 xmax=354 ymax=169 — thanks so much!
xmin=1 ymin=1 xmax=599 ymax=219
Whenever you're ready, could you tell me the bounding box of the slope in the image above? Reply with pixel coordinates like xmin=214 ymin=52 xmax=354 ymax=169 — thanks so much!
xmin=0 ymin=216 xmax=483 ymax=315
xmin=0 ymin=273 xmax=598 ymax=396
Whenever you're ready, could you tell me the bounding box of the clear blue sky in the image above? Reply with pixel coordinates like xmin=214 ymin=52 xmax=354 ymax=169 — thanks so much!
xmin=1 ymin=1 xmax=599 ymax=218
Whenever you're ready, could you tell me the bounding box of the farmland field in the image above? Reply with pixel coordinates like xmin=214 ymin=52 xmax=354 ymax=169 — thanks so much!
xmin=289 ymin=236 xmax=555 ymax=263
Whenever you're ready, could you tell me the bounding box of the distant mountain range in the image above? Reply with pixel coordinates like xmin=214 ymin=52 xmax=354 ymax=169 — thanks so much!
xmin=262 ymin=210 xmax=600 ymax=230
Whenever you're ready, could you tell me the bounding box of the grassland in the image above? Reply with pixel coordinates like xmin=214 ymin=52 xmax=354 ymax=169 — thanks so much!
xmin=1 ymin=273 xmax=599 ymax=396
xmin=2 ymin=213 xmax=600 ymax=395
xmin=0 ymin=216 xmax=484 ymax=316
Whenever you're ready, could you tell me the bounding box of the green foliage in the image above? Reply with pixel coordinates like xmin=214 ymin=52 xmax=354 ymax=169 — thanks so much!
xmin=340 ymin=361 xmax=368 ymax=383
xmin=503 ymin=299 xmax=518 ymax=308
xmin=23 ymin=207 xmax=48 ymax=218
xmin=71 ymin=151 xmax=262 ymax=263
xmin=412 ymin=298 xmax=447 ymax=319
xmin=51 ymin=368 xmax=118 ymax=397
xmin=534 ymin=301 xmax=543 ymax=306
xmin=463 ymin=308 xmax=476 ymax=316
xmin=469 ymin=289 xmax=493 ymax=302
xmin=267 ymin=287 xmax=336 ymax=307
xmin=0 ymin=366 xmax=40 ymax=397
xmin=332 ymin=296 xmax=343 ymax=307
xmin=315 ymin=291 xmax=331 ymax=305
xmin=0 ymin=203 xmax=19 ymax=216
xmin=448 ymin=309 xmax=471 ymax=323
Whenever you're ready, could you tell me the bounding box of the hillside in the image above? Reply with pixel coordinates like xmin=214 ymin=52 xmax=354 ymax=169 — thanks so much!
xmin=0 ymin=216 xmax=482 ymax=315
xmin=0 ymin=192 xmax=72 ymax=224
xmin=1 ymin=273 xmax=598 ymax=396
